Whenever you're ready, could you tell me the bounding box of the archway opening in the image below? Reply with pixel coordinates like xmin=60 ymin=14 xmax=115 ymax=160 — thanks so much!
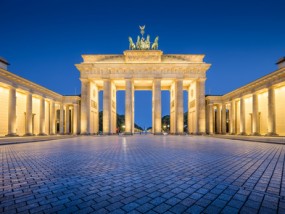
xmin=135 ymin=91 xmax=152 ymax=133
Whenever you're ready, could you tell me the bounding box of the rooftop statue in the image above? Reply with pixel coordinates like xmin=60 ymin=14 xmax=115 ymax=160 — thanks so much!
xmin=128 ymin=26 xmax=159 ymax=50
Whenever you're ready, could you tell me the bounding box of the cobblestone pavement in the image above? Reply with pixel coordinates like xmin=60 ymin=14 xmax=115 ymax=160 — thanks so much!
xmin=1 ymin=135 xmax=285 ymax=214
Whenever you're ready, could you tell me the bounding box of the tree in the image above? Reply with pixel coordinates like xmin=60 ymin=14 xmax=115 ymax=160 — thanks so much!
xmin=98 ymin=111 xmax=143 ymax=132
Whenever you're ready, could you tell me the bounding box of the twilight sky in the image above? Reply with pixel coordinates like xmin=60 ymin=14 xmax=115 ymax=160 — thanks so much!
xmin=1 ymin=0 xmax=285 ymax=128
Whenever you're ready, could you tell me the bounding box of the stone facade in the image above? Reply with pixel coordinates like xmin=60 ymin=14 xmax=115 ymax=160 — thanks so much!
xmin=206 ymin=59 xmax=285 ymax=136
xmin=1 ymin=50 xmax=285 ymax=136
xmin=76 ymin=50 xmax=211 ymax=135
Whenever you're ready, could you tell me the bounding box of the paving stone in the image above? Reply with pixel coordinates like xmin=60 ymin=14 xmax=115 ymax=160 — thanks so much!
xmin=1 ymin=135 xmax=285 ymax=213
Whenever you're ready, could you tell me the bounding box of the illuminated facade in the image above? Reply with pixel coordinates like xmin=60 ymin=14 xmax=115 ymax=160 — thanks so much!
xmin=206 ymin=57 xmax=285 ymax=136
xmin=0 ymin=35 xmax=284 ymax=137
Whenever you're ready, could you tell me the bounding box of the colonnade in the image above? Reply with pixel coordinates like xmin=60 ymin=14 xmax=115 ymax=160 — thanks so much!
xmin=0 ymin=85 xmax=79 ymax=136
xmin=207 ymin=84 xmax=285 ymax=136
xmin=80 ymin=78 xmax=206 ymax=135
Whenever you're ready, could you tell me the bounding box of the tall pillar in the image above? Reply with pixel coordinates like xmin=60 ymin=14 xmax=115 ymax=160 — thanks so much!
xmin=208 ymin=103 xmax=214 ymax=134
xmin=240 ymin=97 xmax=246 ymax=135
xmin=59 ymin=104 xmax=64 ymax=134
xmin=221 ymin=103 xmax=227 ymax=134
xmin=73 ymin=104 xmax=78 ymax=135
xmin=50 ymin=101 xmax=56 ymax=135
xmin=267 ymin=86 xmax=277 ymax=135
xmin=7 ymin=86 xmax=18 ymax=136
xmin=196 ymin=79 xmax=206 ymax=134
xmin=103 ymin=79 xmax=111 ymax=134
xmin=65 ymin=105 xmax=70 ymax=134
xmin=252 ymin=93 xmax=260 ymax=135
xmin=125 ymin=79 xmax=134 ymax=134
xmin=80 ymin=80 xmax=91 ymax=134
xmin=176 ymin=79 xmax=184 ymax=134
xmin=152 ymin=79 xmax=162 ymax=134
xmin=230 ymin=100 xmax=236 ymax=134
xmin=25 ymin=92 xmax=33 ymax=136
xmin=39 ymin=97 xmax=46 ymax=135
xmin=216 ymin=104 xmax=221 ymax=134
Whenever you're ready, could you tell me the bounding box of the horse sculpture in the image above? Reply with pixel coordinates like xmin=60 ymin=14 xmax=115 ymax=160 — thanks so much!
xmin=128 ymin=37 xmax=136 ymax=50
xmin=151 ymin=36 xmax=159 ymax=50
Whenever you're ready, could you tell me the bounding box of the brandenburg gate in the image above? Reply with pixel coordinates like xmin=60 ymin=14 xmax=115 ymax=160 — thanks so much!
xmin=76 ymin=26 xmax=211 ymax=135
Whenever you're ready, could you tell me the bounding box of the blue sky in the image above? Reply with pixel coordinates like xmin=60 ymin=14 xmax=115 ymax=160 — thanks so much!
xmin=1 ymin=0 xmax=285 ymax=128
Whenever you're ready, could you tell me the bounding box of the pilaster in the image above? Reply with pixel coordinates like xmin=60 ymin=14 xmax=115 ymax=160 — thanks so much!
xmin=152 ymin=79 xmax=162 ymax=134
xmin=252 ymin=93 xmax=260 ymax=135
xmin=125 ymin=79 xmax=134 ymax=134
xmin=239 ymin=97 xmax=246 ymax=135
xmin=38 ymin=96 xmax=47 ymax=136
xmin=6 ymin=86 xmax=18 ymax=136
xmin=25 ymin=92 xmax=33 ymax=136
xmin=267 ymin=86 xmax=278 ymax=136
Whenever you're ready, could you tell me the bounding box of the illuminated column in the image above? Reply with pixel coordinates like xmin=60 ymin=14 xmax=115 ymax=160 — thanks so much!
xmin=59 ymin=104 xmax=64 ymax=134
xmin=125 ymin=79 xmax=134 ymax=134
xmin=39 ymin=96 xmax=46 ymax=135
xmin=196 ymin=79 xmax=206 ymax=134
xmin=230 ymin=100 xmax=236 ymax=134
xmin=7 ymin=86 xmax=18 ymax=136
xmin=73 ymin=104 xmax=78 ymax=134
xmin=240 ymin=97 xmax=246 ymax=135
xmin=103 ymin=79 xmax=111 ymax=134
xmin=216 ymin=104 xmax=221 ymax=134
xmin=152 ymin=79 xmax=162 ymax=134
xmin=176 ymin=79 xmax=184 ymax=134
xmin=267 ymin=86 xmax=277 ymax=135
xmin=221 ymin=103 xmax=227 ymax=134
xmin=65 ymin=105 xmax=70 ymax=134
xmin=50 ymin=101 xmax=56 ymax=135
xmin=208 ymin=103 xmax=214 ymax=134
xmin=80 ymin=80 xmax=91 ymax=134
xmin=25 ymin=92 xmax=33 ymax=136
xmin=252 ymin=93 xmax=260 ymax=135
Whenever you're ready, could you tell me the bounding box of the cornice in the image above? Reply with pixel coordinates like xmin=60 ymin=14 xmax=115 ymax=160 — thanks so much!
xmin=0 ymin=68 xmax=62 ymax=101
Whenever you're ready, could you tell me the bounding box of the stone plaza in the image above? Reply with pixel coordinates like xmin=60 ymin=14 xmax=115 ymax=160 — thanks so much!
xmin=1 ymin=135 xmax=285 ymax=213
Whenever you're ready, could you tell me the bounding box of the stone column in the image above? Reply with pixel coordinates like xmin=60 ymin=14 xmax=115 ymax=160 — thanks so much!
xmin=7 ymin=86 xmax=18 ymax=136
xmin=196 ymin=79 xmax=206 ymax=134
xmin=230 ymin=100 xmax=236 ymax=134
xmin=252 ymin=93 xmax=260 ymax=135
xmin=25 ymin=92 xmax=33 ymax=136
xmin=208 ymin=103 xmax=214 ymax=134
xmin=240 ymin=97 xmax=246 ymax=135
xmin=221 ymin=103 xmax=227 ymax=134
xmin=80 ymin=80 xmax=91 ymax=134
xmin=65 ymin=105 xmax=70 ymax=134
xmin=59 ymin=104 xmax=64 ymax=134
xmin=267 ymin=86 xmax=277 ymax=135
xmin=103 ymin=79 xmax=111 ymax=134
xmin=152 ymin=79 xmax=162 ymax=134
xmin=216 ymin=104 xmax=221 ymax=134
xmin=125 ymin=79 xmax=134 ymax=134
xmin=73 ymin=104 xmax=78 ymax=135
xmin=39 ymin=97 xmax=46 ymax=135
xmin=176 ymin=79 xmax=184 ymax=134
xmin=50 ymin=101 xmax=56 ymax=135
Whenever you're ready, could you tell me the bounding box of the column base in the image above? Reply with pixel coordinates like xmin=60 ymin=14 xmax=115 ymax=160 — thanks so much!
xmin=153 ymin=132 xmax=163 ymax=135
xmin=124 ymin=132 xmax=133 ymax=135
xmin=239 ymin=132 xmax=247 ymax=136
xmin=266 ymin=132 xmax=279 ymax=136
xmin=80 ymin=132 xmax=90 ymax=135
xmin=5 ymin=133 xmax=19 ymax=137
xmin=251 ymin=132 xmax=261 ymax=136
xmin=24 ymin=133 xmax=35 ymax=136
xmin=38 ymin=133 xmax=47 ymax=136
